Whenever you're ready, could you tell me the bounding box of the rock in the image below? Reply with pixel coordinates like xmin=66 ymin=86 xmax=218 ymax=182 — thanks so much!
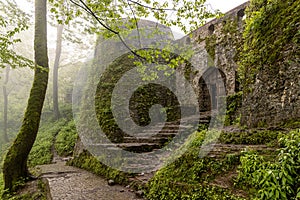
xmin=108 ymin=179 xmax=115 ymax=186
xmin=135 ymin=190 xmax=144 ymax=198
xmin=62 ymin=157 xmax=73 ymax=162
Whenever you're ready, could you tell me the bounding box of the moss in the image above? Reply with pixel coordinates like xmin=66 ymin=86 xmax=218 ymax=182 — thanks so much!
xmin=218 ymin=130 xmax=278 ymax=146
xmin=1 ymin=178 xmax=48 ymax=200
xmin=68 ymin=151 xmax=132 ymax=186
xmin=224 ymin=92 xmax=243 ymax=126
xmin=92 ymin=50 xmax=189 ymax=142
xmin=238 ymin=0 xmax=300 ymax=91
xmin=145 ymin=130 xmax=244 ymax=200
xmin=205 ymin=34 xmax=217 ymax=61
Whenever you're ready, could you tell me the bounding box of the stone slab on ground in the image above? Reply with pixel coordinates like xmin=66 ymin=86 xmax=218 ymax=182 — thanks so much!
xmin=37 ymin=161 xmax=142 ymax=200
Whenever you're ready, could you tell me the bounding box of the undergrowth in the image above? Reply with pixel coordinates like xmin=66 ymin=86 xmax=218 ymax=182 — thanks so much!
xmin=235 ymin=129 xmax=300 ymax=199
xmin=145 ymin=130 xmax=244 ymax=200
xmin=54 ymin=120 xmax=78 ymax=157
xmin=219 ymin=129 xmax=279 ymax=146
xmin=27 ymin=118 xmax=68 ymax=167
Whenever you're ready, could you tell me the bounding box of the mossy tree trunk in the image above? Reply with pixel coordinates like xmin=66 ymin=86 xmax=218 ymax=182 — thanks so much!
xmin=2 ymin=0 xmax=48 ymax=192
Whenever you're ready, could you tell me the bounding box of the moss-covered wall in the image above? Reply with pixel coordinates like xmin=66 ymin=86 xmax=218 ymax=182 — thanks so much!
xmin=176 ymin=2 xmax=248 ymax=98
xmin=239 ymin=0 xmax=300 ymax=127
xmin=177 ymin=0 xmax=299 ymax=128
xmin=95 ymin=52 xmax=181 ymax=142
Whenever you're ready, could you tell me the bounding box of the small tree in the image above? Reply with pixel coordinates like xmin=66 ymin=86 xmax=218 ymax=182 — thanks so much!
xmin=2 ymin=0 xmax=49 ymax=192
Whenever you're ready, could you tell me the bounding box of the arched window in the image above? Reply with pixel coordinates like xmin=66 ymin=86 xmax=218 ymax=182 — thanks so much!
xmin=208 ymin=24 xmax=215 ymax=35
xmin=237 ymin=9 xmax=245 ymax=20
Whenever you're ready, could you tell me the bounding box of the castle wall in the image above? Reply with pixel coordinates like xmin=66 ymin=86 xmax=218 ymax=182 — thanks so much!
xmin=175 ymin=2 xmax=248 ymax=112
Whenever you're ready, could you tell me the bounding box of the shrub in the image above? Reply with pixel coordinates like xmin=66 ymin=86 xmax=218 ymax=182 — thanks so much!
xmin=236 ymin=129 xmax=300 ymax=199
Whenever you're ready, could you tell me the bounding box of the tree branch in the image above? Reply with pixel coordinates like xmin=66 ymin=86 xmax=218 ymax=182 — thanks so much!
xmin=128 ymin=0 xmax=176 ymax=11
xmin=69 ymin=0 xmax=146 ymax=60
xmin=126 ymin=0 xmax=142 ymax=48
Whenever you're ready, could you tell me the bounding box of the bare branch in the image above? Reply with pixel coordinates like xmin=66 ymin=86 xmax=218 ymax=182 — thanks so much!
xmin=128 ymin=0 xmax=176 ymax=11
xmin=69 ymin=0 xmax=146 ymax=60
xmin=126 ymin=0 xmax=142 ymax=48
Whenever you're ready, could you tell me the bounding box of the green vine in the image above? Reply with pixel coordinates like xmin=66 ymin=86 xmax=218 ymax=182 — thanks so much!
xmin=205 ymin=34 xmax=217 ymax=61
xmin=238 ymin=0 xmax=300 ymax=92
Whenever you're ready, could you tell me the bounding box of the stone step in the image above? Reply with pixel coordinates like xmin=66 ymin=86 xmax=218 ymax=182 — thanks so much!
xmin=151 ymin=132 xmax=177 ymax=138
xmin=125 ymin=157 xmax=159 ymax=165
xmin=117 ymin=143 xmax=161 ymax=153
xmin=120 ymin=164 xmax=157 ymax=173
xmin=152 ymin=125 xmax=192 ymax=129
xmin=141 ymin=129 xmax=179 ymax=134
xmin=123 ymin=136 xmax=168 ymax=144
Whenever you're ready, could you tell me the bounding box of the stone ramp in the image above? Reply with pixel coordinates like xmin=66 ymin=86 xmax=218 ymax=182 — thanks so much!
xmin=37 ymin=161 xmax=142 ymax=200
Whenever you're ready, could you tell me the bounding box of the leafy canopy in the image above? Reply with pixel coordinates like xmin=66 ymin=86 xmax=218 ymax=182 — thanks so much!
xmin=0 ymin=0 xmax=33 ymax=68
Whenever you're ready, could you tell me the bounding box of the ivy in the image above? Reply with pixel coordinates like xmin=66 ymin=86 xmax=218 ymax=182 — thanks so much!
xmin=205 ymin=34 xmax=216 ymax=61
xmin=238 ymin=0 xmax=300 ymax=91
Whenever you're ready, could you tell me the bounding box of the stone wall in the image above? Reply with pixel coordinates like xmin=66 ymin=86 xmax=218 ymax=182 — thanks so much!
xmin=175 ymin=2 xmax=248 ymax=112
xmin=91 ymin=1 xmax=299 ymax=128
xmin=239 ymin=0 xmax=300 ymax=128
xmin=241 ymin=60 xmax=300 ymax=127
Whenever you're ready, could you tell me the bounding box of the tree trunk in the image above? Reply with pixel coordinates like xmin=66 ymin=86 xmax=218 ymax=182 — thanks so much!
xmin=53 ymin=24 xmax=63 ymax=120
xmin=2 ymin=0 xmax=48 ymax=192
xmin=2 ymin=66 xmax=10 ymax=144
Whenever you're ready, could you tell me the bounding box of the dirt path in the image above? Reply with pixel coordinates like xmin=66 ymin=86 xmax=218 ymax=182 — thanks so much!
xmin=37 ymin=160 xmax=142 ymax=200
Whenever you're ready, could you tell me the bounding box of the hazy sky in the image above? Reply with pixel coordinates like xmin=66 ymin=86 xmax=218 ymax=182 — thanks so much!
xmin=208 ymin=0 xmax=248 ymax=12
xmin=171 ymin=0 xmax=248 ymax=37
xmin=15 ymin=0 xmax=249 ymax=44
xmin=16 ymin=0 xmax=248 ymax=17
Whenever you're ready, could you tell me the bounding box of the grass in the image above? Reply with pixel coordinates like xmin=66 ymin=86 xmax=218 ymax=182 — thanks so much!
xmin=27 ymin=118 xmax=68 ymax=167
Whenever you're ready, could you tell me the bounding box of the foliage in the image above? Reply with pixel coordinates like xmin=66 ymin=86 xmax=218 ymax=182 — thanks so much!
xmin=0 ymin=175 xmax=47 ymax=200
xmin=28 ymin=119 xmax=68 ymax=167
xmin=49 ymin=0 xmax=221 ymax=35
xmin=224 ymin=92 xmax=243 ymax=126
xmin=281 ymin=119 xmax=300 ymax=129
xmin=55 ymin=120 xmax=78 ymax=156
xmin=205 ymin=34 xmax=216 ymax=61
xmin=48 ymin=0 xmax=222 ymax=73
xmin=69 ymin=150 xmax=131 ymax=185
xmin=236 ymin=129 xmax=300 ymax=199
xmin=0 ymin=0 xmax=33 ymax=68
xmin=145 ymin=130 xmax=243 ymax=200
xmin=219 ymin=129 xmax=278 ymax=145
xmin=238 ymin=0 xmax=300 ymax=91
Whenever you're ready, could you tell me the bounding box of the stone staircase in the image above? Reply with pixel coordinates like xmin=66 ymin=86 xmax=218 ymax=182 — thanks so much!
xmin=115 ymin=112 xmax=211 ymax=153
xmin=85 ymin=113 xmax=210 ymax=173
xmin=88 ymin=111 xmax=278 ymax=173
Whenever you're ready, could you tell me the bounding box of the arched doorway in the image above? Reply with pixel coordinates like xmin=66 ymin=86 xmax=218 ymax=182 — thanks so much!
xmin=198 ymin=67 xmax=226 ymax=112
